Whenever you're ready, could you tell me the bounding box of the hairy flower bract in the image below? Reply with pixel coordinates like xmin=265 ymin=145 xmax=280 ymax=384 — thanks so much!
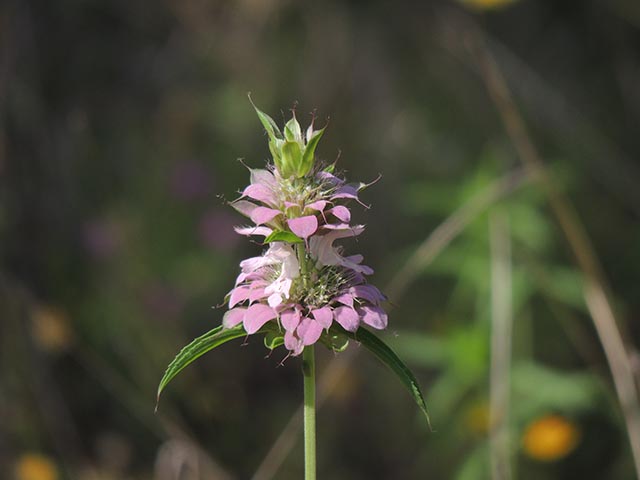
xmin=224 ymin=105 xmax=387 ymax=356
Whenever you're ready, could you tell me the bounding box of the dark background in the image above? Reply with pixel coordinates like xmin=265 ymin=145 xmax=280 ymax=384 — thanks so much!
xmin=2 ymin=0 xmax=640 ymax=478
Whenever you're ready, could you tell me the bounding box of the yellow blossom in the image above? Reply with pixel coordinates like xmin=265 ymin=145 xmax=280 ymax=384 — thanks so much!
xmin=30 ymin=306 xmax=73 ymax=353
xmin=14 ymin=453 xmax=59 ymax=480
xmin=522 ymin=414 xmax=580 ymax=462
xmin=464 ymin=401 xmax=491 ymax=434
xmin=460 ymin=0 xmax=517 ymax=11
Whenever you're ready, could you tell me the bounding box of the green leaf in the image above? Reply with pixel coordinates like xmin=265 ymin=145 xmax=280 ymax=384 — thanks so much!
xmin=264 ymin=330 xmax=284 ymax=350
xmin=280 ymin=141 xmax=303 ymax=177
xmin=249 ymin=96 xmax=282 ymax=140
xmin=269 ymin=138 xmax=283 ymax=163
xmin=264 ymin=230 xmax=304 ymax=244
xmin=156 ymin=324 xmax=250 ymax=409
xmin=336 ymin=325 xmax=431 ymax=427
xmin=320 ymin=329 xmax=349 ymax=352
xmin=300 ymin=127 xmax=325 ymax=177
xmin=284 ymin=116 xmax=302 ymax=142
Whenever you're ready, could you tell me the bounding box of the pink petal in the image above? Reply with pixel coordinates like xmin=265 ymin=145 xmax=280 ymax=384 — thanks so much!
xmin=329 ymin=205 xmax=351 ymax=223
xmin=311 ymin=307 xmax=333 ymax=329
xmin=284 ymin=331 xmax=304 ymax=356
xmin=250 ymin=168 xmax=277 ymax=188
xmin=249 ymin=287 xmax=267 ymax=303
xmin=321 ymin=224 xmax=365 ymax=236
xmin=358 ymin=305 xmax=388 ymax=330
xmin=288 ymin=215 xmax=318 ymax=239
xmin=280 ymin=308 xmax=301 ymax=332
xmin=306 ymin=200 xmax=327 ymax=212
xmin=243 ymin=304 xmax=277 ymax=334
xmin=333 ymin=306 xmax=360 ymax=332
xmin=297 ymin=318 xmax=323 ymax=346
xmin=234 ymin=225 xmax=273 ymax=237
xmin=342 ymin=255 xmax=374 ymax=275
xmin=349 ymin=285 xmax=386 ymax=304
xmin=250 ymin=207 xmax=281 ymax=225
xmin=316 ymin=171 xmax=344 ymax=186
xmin=223 ymin=307 xmax=246 ymax=328
xmin=229 ymin=286 xmax=251 ymax=308
xmin=243 ymin=184 xmax=277 ymax=205
xmin=331 ymin=184 xmax=359 ymax=200
xmin=333 ymin=293 xmax=355 ymax=307
xmin=268 ymin=293 xmax=283 ymax=308
xmin=231 ymin=200 xmax=259 ymax=218
xmin=345 ymin=254 xmax=364 ymax=264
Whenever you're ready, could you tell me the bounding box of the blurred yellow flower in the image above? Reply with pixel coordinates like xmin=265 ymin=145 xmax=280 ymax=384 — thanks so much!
xmin=14 ymin=453 xmax=59 ymax=480
xmin=464 ymin=401 xmax=491 ymax=434
xmin=30 ymin=306 xmax=74 ymax=353
xmin=522 ymin=414 xmax=580 ymax=462
xmin=460 ymin=0 xmax=517 ymax=11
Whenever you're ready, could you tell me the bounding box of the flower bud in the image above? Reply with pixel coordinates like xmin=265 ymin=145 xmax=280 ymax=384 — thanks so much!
xmin=250 ymin=98 xmax=324 ymax=178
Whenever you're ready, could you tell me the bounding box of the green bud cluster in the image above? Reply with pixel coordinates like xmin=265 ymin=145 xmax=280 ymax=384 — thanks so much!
xmin=250 ymin=98 xmax=325 ymax=179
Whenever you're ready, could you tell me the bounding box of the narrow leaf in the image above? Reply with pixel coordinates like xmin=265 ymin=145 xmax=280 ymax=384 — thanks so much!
xmin=336 ymin=325 xmax=431 ymax=427
xmin=320 ymin=329 xmax=349 ymax=352
xmin=284 ymin=116 xmax=302 ymax=142
xmin=249 ymin=96 xmax=283 ymax=140
xmin=264 ymin=330 xmax=285 ymax=350
xmin=264 ymin=230 xmax=304 ymax=244
xmin=301 ymin=127 xmax=325 ymax=176
xmin=281 ymin=141 xmax=302 ymax=166
xmin=157 ymin=325 xmax=249 ymax=409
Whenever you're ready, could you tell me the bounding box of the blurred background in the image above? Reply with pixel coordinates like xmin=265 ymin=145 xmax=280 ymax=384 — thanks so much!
xmin=2 ymin=0 xmax=640 ymax=478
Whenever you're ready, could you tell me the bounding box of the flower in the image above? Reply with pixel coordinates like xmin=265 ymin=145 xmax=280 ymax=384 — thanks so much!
xmin=14 ymin=453 xmax=59 ymax=480
xmin=222 ymin=105 xmax=387 ymax=355
xmin=522 ymin=414 xmax=580 ymax=462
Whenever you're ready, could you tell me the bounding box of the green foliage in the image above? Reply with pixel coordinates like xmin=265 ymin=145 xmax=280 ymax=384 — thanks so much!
xmin=320 ymin=328 xmax=350 ymax=352
xmin=264 ymin=329 xmax=285 ymax=350
xmin=250 ymin=99 xmax=325 ymax=178
xmin=264 ymin=230 xmax=304 ymax=244
xmin=335 ymin=325 xmax=431 ymax=427
xmin=301 ymin=127 xmax=325 ymax=177
xmin=156 ymin=324 xmax=253 ymax=408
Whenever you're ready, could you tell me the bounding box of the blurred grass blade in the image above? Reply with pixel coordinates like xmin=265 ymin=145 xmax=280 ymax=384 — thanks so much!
xmin=337 ymin=326 xmax=431 ymax=427
xmin=156 ymin=325 xmax=247 ymax=409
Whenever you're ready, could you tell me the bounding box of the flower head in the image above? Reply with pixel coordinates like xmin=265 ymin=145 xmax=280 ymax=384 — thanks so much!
xmin=223 ymin=104 xmax=386 ymax=356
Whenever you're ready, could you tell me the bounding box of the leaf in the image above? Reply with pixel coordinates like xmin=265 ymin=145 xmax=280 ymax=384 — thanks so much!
xmin=264 ymin=330 xmax=284 ymax=350
xmin=281 ymin=141 xmax=302 ymax=170
xmin=301 ymin=127 xmax=325 ymax=176
xmin=249 ymin=96 xmax=282 ymax=140
xmin=336 ymin=325 xmax=431 ymax=427
xmin=284 ymin=116 xmax=302 ymax=142
xmin=157 ymin=325 xmax=250 ymax=409
xmin=264 ymin=230 xmax=304 ymax=244
xmin=320 ymin=329 xmax=349 ymax=352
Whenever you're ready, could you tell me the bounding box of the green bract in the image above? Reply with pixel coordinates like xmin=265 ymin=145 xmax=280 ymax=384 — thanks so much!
xmin=250 ymin=97 xmax=325 ymax=178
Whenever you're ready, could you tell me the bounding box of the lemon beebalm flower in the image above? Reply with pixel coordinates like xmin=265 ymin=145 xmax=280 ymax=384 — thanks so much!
xmin=157 ymin=100 xmax=430 ymax=480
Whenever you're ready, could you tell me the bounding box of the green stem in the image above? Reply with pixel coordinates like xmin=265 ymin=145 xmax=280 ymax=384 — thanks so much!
xmin=296 ymin=243 xmax=309 ymax=288
xmin=303 ymin=345 xmax=316 ymax=480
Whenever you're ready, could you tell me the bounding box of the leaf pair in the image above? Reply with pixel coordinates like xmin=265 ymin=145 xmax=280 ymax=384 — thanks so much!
xmin=156 ymin=323 xmax=430 ymax=427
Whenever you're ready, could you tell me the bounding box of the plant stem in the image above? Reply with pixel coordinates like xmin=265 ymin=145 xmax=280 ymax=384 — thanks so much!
xmin=302 ymin=345 xmax=316 ymax=480
xmin=296 ymin=243 xmax=309 ymax=288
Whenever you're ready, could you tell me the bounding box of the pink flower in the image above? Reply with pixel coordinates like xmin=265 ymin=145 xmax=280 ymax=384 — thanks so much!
xmin=222 ymin=109 xmax=386 ymax=356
